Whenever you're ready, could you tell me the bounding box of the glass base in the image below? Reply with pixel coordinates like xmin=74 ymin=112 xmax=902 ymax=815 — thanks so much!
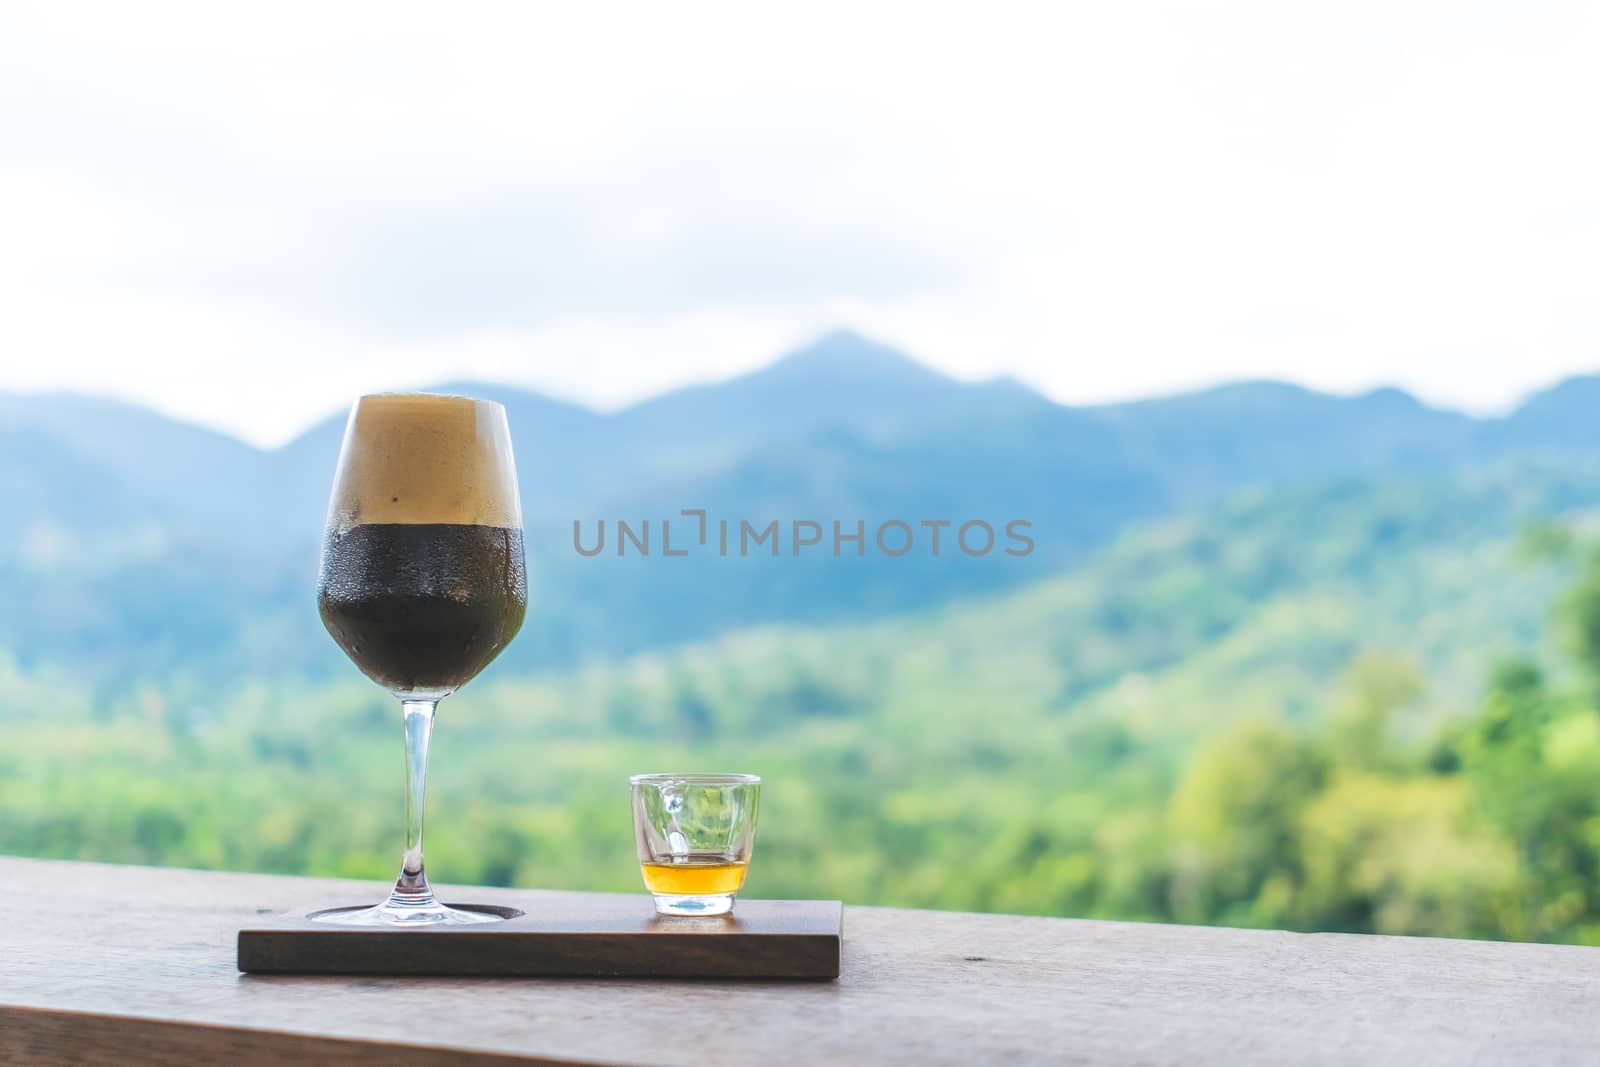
xmin=653 ymin=892 xmax=735 ymax=916
xmin=311 ymin=899 xmax=508 ymax=927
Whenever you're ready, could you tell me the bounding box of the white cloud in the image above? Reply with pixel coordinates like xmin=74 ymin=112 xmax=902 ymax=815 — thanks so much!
xmin=1 ymin=0 xmax=1597 ymax=445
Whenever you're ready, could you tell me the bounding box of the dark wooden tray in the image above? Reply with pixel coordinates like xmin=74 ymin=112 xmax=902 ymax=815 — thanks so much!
xmin=237 ymin=896 xmax=842 ymax=979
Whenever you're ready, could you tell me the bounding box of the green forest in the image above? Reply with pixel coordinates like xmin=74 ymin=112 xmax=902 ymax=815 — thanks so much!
xmin=7 ymin=469 xmax=1600 ymax=945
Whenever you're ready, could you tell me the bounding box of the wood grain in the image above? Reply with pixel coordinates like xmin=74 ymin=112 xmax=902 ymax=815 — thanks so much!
xmin=4 ymin=855 xmax=1600 ymax=1065
xmin=0 ymin=1007 xmax=568 ymax=1067
xmin=237 ymin=897 xmax=842 ymax=978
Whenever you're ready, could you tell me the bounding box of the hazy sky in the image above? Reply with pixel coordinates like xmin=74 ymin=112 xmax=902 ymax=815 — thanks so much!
xmin=2 ymin=2 xmax=1597 ymax=445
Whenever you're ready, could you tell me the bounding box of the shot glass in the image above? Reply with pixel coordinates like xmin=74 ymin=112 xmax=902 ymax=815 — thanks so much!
xmin=631 ymin=773 xmax=761 ymax=916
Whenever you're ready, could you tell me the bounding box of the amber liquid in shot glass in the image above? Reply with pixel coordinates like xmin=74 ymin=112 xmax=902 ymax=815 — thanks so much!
xmin=639 ymin=857 xmax=749 ymax=896
xmin=631 ymin=774 xmax=760 ymax=916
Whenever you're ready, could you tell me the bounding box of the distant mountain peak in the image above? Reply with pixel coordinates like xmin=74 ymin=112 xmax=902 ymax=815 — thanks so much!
xmin=1513 ymin=373 xmax=1600 ymax=411
xmin=761 ymin=330 xmax=941 ymax=384
xmin=1354 ymin=385 xmax=1433 ymax=413
xmin=1485 ymin=372 xmax=1600 ymax=449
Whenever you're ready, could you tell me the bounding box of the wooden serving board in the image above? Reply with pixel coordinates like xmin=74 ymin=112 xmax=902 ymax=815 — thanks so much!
xmin=237 ymin=896 xmax=842 ymax=979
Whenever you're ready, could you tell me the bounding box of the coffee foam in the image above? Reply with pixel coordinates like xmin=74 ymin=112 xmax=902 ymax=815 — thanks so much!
xmin=326 ymin=393 xmax=522 ymax=529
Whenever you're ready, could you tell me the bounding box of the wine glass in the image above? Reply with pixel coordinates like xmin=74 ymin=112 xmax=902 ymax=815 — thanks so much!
xmin=313 ymin=392 xmax=527 ymax=926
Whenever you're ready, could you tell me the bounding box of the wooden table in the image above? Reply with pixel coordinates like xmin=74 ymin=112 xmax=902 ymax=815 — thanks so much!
xmin=3 ymin=856 xmax=1598 ymax=1065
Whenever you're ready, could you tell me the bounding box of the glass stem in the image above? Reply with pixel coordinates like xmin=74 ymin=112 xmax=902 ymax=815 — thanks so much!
xmin=389 ymin=698 xmax=437 ymax=909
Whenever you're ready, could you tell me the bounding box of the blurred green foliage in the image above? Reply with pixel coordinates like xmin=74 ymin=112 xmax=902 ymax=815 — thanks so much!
xmin=8 ymin=481 xmax=1600 ymax=944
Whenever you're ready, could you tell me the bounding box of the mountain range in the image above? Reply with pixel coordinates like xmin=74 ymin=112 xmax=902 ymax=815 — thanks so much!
xmin=3 ymin=329 xmax=1599 ymax=684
